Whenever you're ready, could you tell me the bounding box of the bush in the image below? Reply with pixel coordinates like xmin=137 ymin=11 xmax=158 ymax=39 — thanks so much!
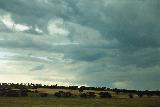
xmin=0 ymin=91 xmax=3 ymax=96
xmin=87 ymin=92 xmax=96 ymax=98
xmin=54 ymin=92 xmax=61 ymax=97
xmin=137 ymin=92 xmax=143 ymax=98
xmin=128 ymin=93 xmax=133 ymax=98
xmin=5 ymin=90 xmax=19 ymax=97
xmin=80 ymin=93 xmax=87 ymax=98
xmin=79 ymin=88 xmax=83 ymax=93
xmin=54 ymin=91 xmax=73 ymax=98
xmin=34 ymin=90 xmax=39 ymax=93
xmin=99 ymin=92 xmax=112 ymax=98
xmin=40 ymin=93 xmax=48 ymax=97
xmin=79 ymin=92 xmax=96 ymax=98
xmin=64 ymin=92 xmax=72 ymax=97
xmin=20 ymin=89 xmax=28 ymax=97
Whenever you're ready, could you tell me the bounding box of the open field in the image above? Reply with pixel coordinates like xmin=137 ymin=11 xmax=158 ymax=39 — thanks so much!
xmin=31 ymin=88 xmax=159 ymax=99
xmin=0 ymin=97 xmax=159 ymax=107
xmin=0 ymin=86 xmax=160 ymax=107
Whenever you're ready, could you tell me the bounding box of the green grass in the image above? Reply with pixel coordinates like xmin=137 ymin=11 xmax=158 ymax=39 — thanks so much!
xmin=0 ymin=97 xmax=159 ymax=107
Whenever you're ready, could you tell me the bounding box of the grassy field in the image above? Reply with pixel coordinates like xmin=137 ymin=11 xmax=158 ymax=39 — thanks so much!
xmin=0 ymin=97 xmax=159 ymax=107
xmin=31 ymin=88 xmax=129 ymax=97
xmin=0 ymin=88 xmax=159 ymax=107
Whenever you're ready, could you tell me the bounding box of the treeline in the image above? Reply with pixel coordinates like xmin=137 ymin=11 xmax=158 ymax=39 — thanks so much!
xmin=0 ymin=87 xmax=112 ymax=98
xmin=0 ymin=83 xmax=106 ymax=91
xmin=0 ymin=88 xmax=28 ymax=97
xmin=46 ymin=91 xmax=112 ymax=98
xmin=111 ymin=88 xmax=160 ymax=97
xmin=0 ymin=83 xmax=159 ymax=98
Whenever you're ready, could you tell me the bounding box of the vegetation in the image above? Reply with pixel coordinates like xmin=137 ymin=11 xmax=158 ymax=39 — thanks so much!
xmin=79 ymin=92 xmax=96 ymax=98
xmin=54 ymin=91 xmax=73 ymax=98
xmin=0 ymin=83 xmax=159 ymax=107
xmin=40 ymin=93 xmax=48 ymax=97
xmin=0 ymin=97 xmax=159 ymax=107
xmin=99 ymin=92 xmax=112 ymax=98
xmin=128 ymin=93 xmax=133 ymax=98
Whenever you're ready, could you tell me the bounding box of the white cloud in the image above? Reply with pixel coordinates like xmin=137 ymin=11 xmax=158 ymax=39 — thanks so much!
xmin=0 ymin=74 xmax=34 ymax=83
xmin=0 ymin=51 xmax=19 ymax=59
xmin=30 ymin=55 xmax=52 ymax=62
xmin=0 ymin=38 xmax=5 ymax=41
xmin=14 ymin=23 xmax=32 ymax=32
xmin=0 ymin=14 xmax=32 ymax=32
xmin=0 ymin=14 xmax=14 ymax=29
xmin=35 ymin=26 xmax=43 ymax=34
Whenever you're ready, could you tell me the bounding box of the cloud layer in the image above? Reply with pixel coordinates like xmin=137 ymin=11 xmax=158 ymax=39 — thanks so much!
xmin=0 ymin=0 xmax=160 ymax=90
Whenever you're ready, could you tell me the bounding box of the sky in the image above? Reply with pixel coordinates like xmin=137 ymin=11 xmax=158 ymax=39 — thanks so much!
xmin=0 ymin=0 xmax=160 ymax=90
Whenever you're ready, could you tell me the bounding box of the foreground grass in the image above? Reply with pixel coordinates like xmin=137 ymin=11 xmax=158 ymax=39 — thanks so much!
xmin=0 ymin=97 xmax=159 ymax=107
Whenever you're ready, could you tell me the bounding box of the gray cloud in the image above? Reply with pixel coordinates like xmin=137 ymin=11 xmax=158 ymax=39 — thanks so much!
xmin=30 ymin=64 xmax=45 ymax=71
xmin=0 ymin=0 xmax=160 ymax=90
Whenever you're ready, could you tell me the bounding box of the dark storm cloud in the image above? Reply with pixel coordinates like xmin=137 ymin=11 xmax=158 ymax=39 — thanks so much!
xmin=65 ymin=0 xmax=160 ymax=67
xmin=0 ymin=0 xmax=160 ymax=90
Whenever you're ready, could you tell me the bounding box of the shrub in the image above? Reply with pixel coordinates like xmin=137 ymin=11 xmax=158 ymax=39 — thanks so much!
xmin=54 ymin=91 xmax=73 ymax=98
xmin=20 ymin=90 xmax=28 ymax=97
xmin=54 ymin=92 xmax=61 ymax=97
xmin=79 ymin=92 xmax=96 ymax=98
xmin=137 ymin=92 xmax=143 ymax=98
xmin=34 ymin=90 xmax=39 ymax=93
xmin=87 ymin=92 xmax=96 ymax=98
xmin=0 ymin=91 xmax=3 ymax=96
xmin=5 ymin=90 xmax=19 ymax=97
xmin=128 ymin=93 xmax=133 ymax=98
xmin=64 ymin=92 xmax=72 ymax=97
xmin=40 ymin=93 xmax=48 ymax=97
xmin=80 ymin=93 xmax=87 ymax=98
xmin=99 ymin=92 xmax=112 ymax=98
xmin=79 ymin=88 xmax=83 ymax=93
